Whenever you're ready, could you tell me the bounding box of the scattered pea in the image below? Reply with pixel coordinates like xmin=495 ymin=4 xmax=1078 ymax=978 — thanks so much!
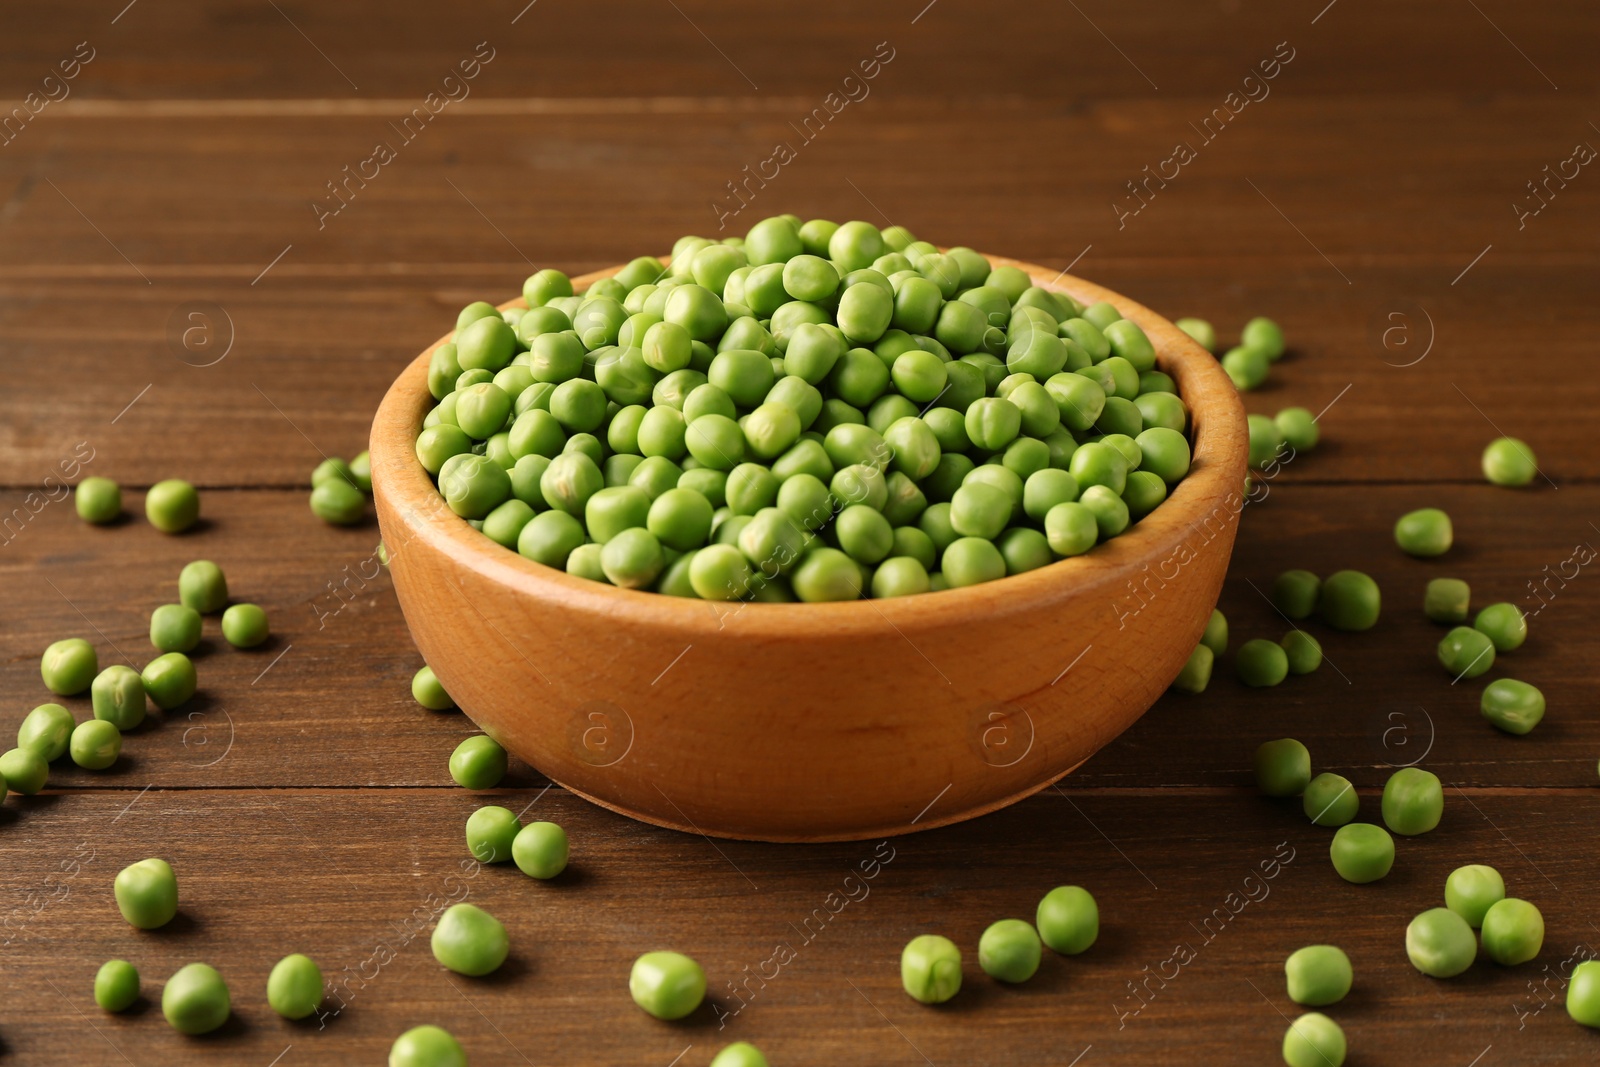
xmin=92 ymin=665 xmax=147 ymax=730
xmin=1241 ymin=316 xmax=1285 ymax=360
xmin=1036 ymin=885 xmax=1098 ymax=955
xmin=1271 ymin=570 xmax=1321 ymax=620
xmin=69 ymin=719 xmax=121 ymax=770
xmin=162 ymin=962 xmax=231 ymax=1035
xmin=311 ymin=478 xmax=367 ymax=525
xmin=1237 ymin=639 xmax=1290 ymax=687
xmin=512 ymin=821 xmax=569 ymax=879
xmin=431 ymin=903 xmax=509 ymax=976
xmin=1481 ymin=898 xmax=1544 ymax=965
xmin=901 ymin=935 xmax=962 ymax=1004
xmin=1423 ymin=577 xmax=1470 ymax=624
xmin=41 ymin=637 xmax=97 ymax=696
xmin=1481 ymin=436 xmax=1537 ymax=486
xmin=141 ymin=652 xmax=197 ymax=710
xmin=1317 ymin=570 xmax=1380 ymax=631
xmin=1394 ymin=507 xmax=1452 ymax=557
xmin=1444 ymin=864 xmax=1505 ymax=928
xmin=1473 ymin=601 xmax=1527 ymax=652
xmin=1254 ymin=738 xmax=1310 ymax=796
xmin=1274 ymin=407 xmax=1318 ymax=452
xmin=17 ymin=703 xmax=74 ymax=762
xmin=449 ymin=735 xmax=507 ymax=790
xmin=389 ymin=1025 xmax=467 ymax=1067
xmin=1329 ymin=823 xmax=1394 ymax=883
xmin=267 ymin=954 xmax=324 ymax=1020
xmin=630 ymin=950 xmax=707 ymax=1019
xmin=221 ymin=603 xmax=269 ymax=648
xmin=1480 ymin=678 xmax=1544 ymax=735
xmin=1302 ymin=773 xmax=1357 ymax=827
xmin=0 ymin=748 xmax=48 ymax=795
xmin=1381 ymin=766 xmax=1443 ymax=836
xmin=1567 ymin=960 xmax=1600 ymax=1027
xmin=1406 ymin=907 xmax=1476 ymax=977
xmin=1437 ymin=626 xmax=1494 ymax=679
xmin=1171 ymin=644 xmax=1214 ymax=693
xmin=146 ymin=479 xmax=200 ymax=534
xmin=465 ymin=805 xmax=520 ymax=863
xmin=1280 ymin=631 xmax=1322 ymax=675
xmin=150 ymin=604 xmax=203 ymax=653
xmin=76 ymin=477 xmax=122 ymax=524
xmin=1201 ymin=608 xmax=1228 ymax=655
xmin=412 ymin=665 xmax=455 ymax=711
xmin=1173 ymin=317 xmax=1215 ymax=352
xmin=1282 ymin=1012 xmax=1345 ymax=1067
xmin=115 ymin=857 xmax=178 ymax=929
xmin=711 ymin=1042 xmax=770 ymax=1067
xmin=95 ymin=959 xmax=140 ymax=1012
xmin=978 ymin=919 xmax=1042 ymax=983
xmin=1284 ymin=945 xmax=1352 ymax=1006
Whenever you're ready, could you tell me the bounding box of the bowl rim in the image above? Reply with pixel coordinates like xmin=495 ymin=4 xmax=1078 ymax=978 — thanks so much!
xmin=371 ymin=253 xmax=1248 ymax=640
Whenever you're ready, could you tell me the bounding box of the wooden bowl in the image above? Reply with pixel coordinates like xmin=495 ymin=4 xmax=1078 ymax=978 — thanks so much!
xmin=370 ymin=256 xmax=1247 ymax=842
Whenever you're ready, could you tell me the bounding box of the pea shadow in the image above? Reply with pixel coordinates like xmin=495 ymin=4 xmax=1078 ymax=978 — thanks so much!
xmin=467 ymin=954 xmax=533 ymax=987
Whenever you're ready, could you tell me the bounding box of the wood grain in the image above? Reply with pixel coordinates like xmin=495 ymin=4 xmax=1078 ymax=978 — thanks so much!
xmin=2 ymin=0 xmax=1598 ymax=1060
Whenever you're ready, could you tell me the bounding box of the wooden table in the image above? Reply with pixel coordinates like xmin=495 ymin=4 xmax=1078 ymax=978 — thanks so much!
xmin=3 ymin=2 xmax=1597 ymax=1062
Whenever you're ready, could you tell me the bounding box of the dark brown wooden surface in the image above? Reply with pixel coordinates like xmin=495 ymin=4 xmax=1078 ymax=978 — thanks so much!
xmin=2 ymin=1 xmax=1598 ymax=1063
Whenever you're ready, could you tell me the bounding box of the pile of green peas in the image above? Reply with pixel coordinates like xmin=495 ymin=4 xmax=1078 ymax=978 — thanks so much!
xmin=309 ymin=451 xmax=374 ymax=526
xmin=416 ymin=216 xmax=1201 ymax=600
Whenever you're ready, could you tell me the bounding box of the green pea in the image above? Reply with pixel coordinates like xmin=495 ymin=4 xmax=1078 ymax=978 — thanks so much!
xmin=950 ymin=483 xmax=1012 ymax=541
xmin=1394 ymin=507 xmax=1452 ymax=557
xmin=312 ymin=456 xmax=357 ymax=490
xmin=465 ymin=805 xmax=520 ymax=863
xmin=349 ymin=450 xmax=372 ymax=492
xmin=95 ymin=960 xmax=140 ymax=1012
xmin=1237 ymin=639 xmax=1289 ymax=687
xmin=450 ymin=735 xmax=507 ymax=790
xmin=1381 ymin=766 xmax=1443 ymax=835
xmin=630 ymin=950 xmax=706 ymax=1019
xmin=1473 ymin=601 xmax=1527 ymax=652
xmin=18 ymin=703 xmax=74 ymax=762
xmin=1246 ymin=413 xmax=1284 ymax=469
xmin=568 ymin=543 xmax=607 ymax=582
xmin=88 ymin=665 xmax=145 ymax=731
xmin=1406 ymin=907 xmax=1476 ymax=977
xmin=177 ymin=560 xmax=229 ymax=614
xmin=1275 ymin=407 xmax=1318 ymax=452
xmin=1424 ymin=577 xmax=1470 ymax=624
xmin=1282 ymin=1012 xmax=1345 ymax=1067
xmin=891 ymin=527 xmax=937 ymax=570
xmin=432 ymin=902 xmax=509 ymax=976
xmin=1201 ymin=609 xmax=1229 ymax=655
xmin=1270 ymin=570 xmax=1320 ymax=620
xmin=583 ymin=485 xmax=650 ymax=544
xmin=776 ymin=473 xmax=832 ymax=531
xmin=836 ymin=505 xmax=894 ymax=565
xmin=1171 ymin=644 xmax=1214 ymax=693
xmin=416 ymin=425 xmax=473 ymax=474
xmin=1481 ymin=898 xmax=1544 ymax=965
xmin=710 ymin=1042 xmax=770 ymax=1067
xmin=0 ymin=747 xmax=47 ymax=795
xmin=900 ymin=934 xmax=962 ymax=1004
xmin=1480 ymin=678 xmax=1544 ymax=735
xmin=1284 ymin=945 xmax=1352 ymax=1006
xmin=518 ymin=509 xmax=584 ymax=568
xmin=1437 ymin=625 xmax=1495 ymax=679
xmin=1173 ymin=317 xmax=1215 ymax=351
xmin=412 ymin=666 xmax=454 ymax=712
xmin=162 ymin=962 xmax=231 ymax=1035
xmin=870 ymin=557 xmax=931 ymax=598
xmin=1329 ymin=823 xmax=1393 ymax=883
xmin=267 ymin=953 xmax=324 ymax=1020
xmin=142 ymin=652 xmax=197 ymax=711
xmin=1444 ymin=864 xmax=1505 ymax=927
xmin=511 ymin=820 xmax=569 ymax=879
xmin=115 ymin=857 xmax=178 ymax=929
xmin=1221 ymin=345 xmax=1269 ymax=391
xmin=1317 ymin=570 xmax=1380 ymax=631
xmin=939 ymin=537 xmax=1003 ymax=588
xmin=311 ymin=478 xmax=367 ymax=525
xmin=602 ymin=527 xmax=665 ymax=588
xmin=219 ymin=601 xmax=268 ymax=646
xmin=1280 ymin=631 xmax=1322 ymax=675
xmin=539 ymin=453 xmax=603 ymax=516
xmin=1134 ymin=427 xmax=1190 ymax=484
xmin=792 ymin=547 xmax=863 ymax=602
xmin=1568 ymin=961 xmax=1600 ymax=1027
xmin=1481 ymin=436 xmax=1537 ymax=486
xmin=145 ymin=479 xmax=200 ymax=533
xmin=1302 ymin=772 xmax=1357 ymax=826
xmin=1254 ymin=738 xmax=1310 ymax=796
xmin=689 ymin=544 xmax=752 ymax=600
xmin=646 ymin=488 xmax=714 ymax=551
xmin=76 ymin=477 xmax=122 ymax=524
xmin=979 ymin=919 xmax=1042 ymax=983
xmin=150 ymin=604 xmax=202 ymax=653
xmin=1043 ymin=501 xmax=1097 ymax=556
xmin=390 ymin=1024 xmax=467 ymax=1067
xmin=1036 ymin=885 xmax=1098 ymax=954
xmin=70 ymin=719 xmax=121 ymax=770
xmin=41 ymin=637 xmax=97 ymax=696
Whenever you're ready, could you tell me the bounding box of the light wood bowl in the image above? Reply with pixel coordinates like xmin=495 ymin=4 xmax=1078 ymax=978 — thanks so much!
xmin=370 ymin=256 xmax=1247 ymax=842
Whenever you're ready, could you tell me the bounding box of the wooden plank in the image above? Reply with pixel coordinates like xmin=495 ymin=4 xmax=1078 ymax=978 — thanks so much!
xmin=1 ymin=483 xmax=1593 ymax=792
xmin=0 ymin=786 xmax=1591 ymax=1065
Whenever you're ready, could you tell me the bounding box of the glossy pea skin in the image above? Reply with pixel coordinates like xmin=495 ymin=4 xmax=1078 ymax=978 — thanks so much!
xmin=1237 ymin=639 xmax=1290 ymax=687
xmin=465 ymin=805 xmax=520 ymax=863
xmin=115 ymin=857 xmax=178 ymax=929
xmin=92 ymin=666 xmax=147 ymax=730
xmin=41 ymin=637 xmax=97 ymax=696
xmin=311 ymin=478 xmax=367 ymax=525
xmin=1274 ymin=407 xmax=1318 ymax=452
xmin=1567 ymin=961 xmax=1600 ymax=1027
xmin=1303 ymin=773 xmax=1358 ymax=827
xmin=1381 ymin=767 xmax=1443 ymax=836
xmin=1222 ymin=346 xmax=1269 ymax=391
xmin=1284 ymin=945 xmax=1352 ymax=1006
xmin=162 ymin=962 xmax=231 ymax=1035
xmin=1280 ymin=631 xmax=1322 ymax=675
xmin=1481 ymin=898 xmax=1544 ymax=965
xmin=1394 ymin=507 xmax=1452 ymax=557
xmin=978 ymin=919 xmax=1042 ymax=983
xmin=450 ymin=735 xmax=507 ymax=790
xmin=1036 ymin=885 xmax=1098 ymax=954
xmin=1444 ymin=864 xmax=1505 ymax=927
xmin=0 ymin=746 xmax=47 ymax=795
xmin=1424 ymin=577 xmax=1471 ymax=624
xmin=1481 ymin=436 xmax=1536 ymax=486
xmin=1043 ymin=501 xmax=1097 ymax=557
xmin=630 ymin=951 xmax=707 ymax=1019
xmin=76 ymin=477 xmax=122 ymax=524
xmin=390 ymin=1024 xmax=468 ymax=1067
xmin=1282 ymin=1012 xmax=1345 ymax=1067
xmin=151 ymin=604 xmax=203 ymax=653
xmin=1254 ymin=738 xmax=1310 ymax=796
xmin=267 ymin=954 xmax=324 ymax=1019
xmin=1171 ymin=644 xmax=1214 ymax=693
xmin=412 ymin=666 xmax=455 ymax=711
xmin=18 ymin=703 xmax=75 ymax=762
xmin=221 ymin=603 xmax=270 ymax=649
xmin=1330 ymin=823 xmax=1394 ymax=883
xmin=901 ymin=935 xmax=962 ymax=1004
xmin=178 ymin=560 xmax=228 ymax=614
xmin=1480 ymin=678 xmax=1544 ymax=735
xmin=1317 ymin=570 xmax=1380 ymax=632
xmin=710 ymin=1042 xmax=770 ymax=1067
xmin=1437 ymin=626 xmax=1494 ymax=679
xmin=1271 ymin=570 xmax=1321 ymax=620
xmin=431 ymin=903 xmax=509 ymax=977
xmin=1174 ymin=317 xmax=1215 ymax=351
xmin=513 ymin=821 xmax=569 ymax=879
xmin=95 ymin=959 xmax=140 ymax=1012
xmin=142 ymin=652 xmax=197 ymax=711
xmin=1406 ymin=908 xmax=1477 ymax=977
xmin=70 ymin=719 xmax=121 ymax=770
xmin=1473 ymin=602 xmax=1527 ymax=652
xmin=1135 ymin=427 xmax=1190 ymax=484
xmin=792 ymin=547 xmax=864 ymax=602
xmin=146 ymin=479 xmax=200 ymax=533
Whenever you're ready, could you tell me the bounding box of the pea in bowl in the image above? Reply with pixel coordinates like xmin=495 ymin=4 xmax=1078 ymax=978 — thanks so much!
xmin=371 ymin=254 xmax=1247 ymax=842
